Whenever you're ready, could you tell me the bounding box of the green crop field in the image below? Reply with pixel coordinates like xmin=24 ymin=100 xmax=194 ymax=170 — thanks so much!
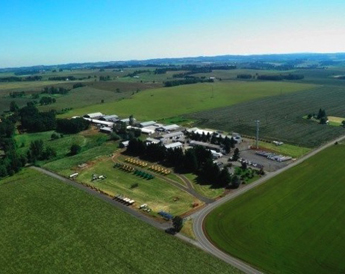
xmin=188 ymin=85 xmax=345 ymax=147
xmin=0 ymin=168 xmax=240 ymax=274
xmin=59 ymin=81 xmax=316 ymax=120
xmin=205 ymin=143 xmax=345 ymax=274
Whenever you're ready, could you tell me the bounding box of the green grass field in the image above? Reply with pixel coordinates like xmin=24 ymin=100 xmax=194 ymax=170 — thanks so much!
xmin=59 ymin=81 xmax=316 ymax=120
xmin=0 ymin=168 xmax=240 ymax=274
xmin=253 ymin=141 xmax=311 ymax=158
xmin=205 ymin=143 xmax=345 ymax=274
xmin=76 ymin=159 xmax=200 ymax=216
xmin=183 ymin=173 xmax=225 ymax=199
xmin=188 ymin=85 xmax=345 ymax=147
xmin=15 ymin=129 xmax=111 ymax=160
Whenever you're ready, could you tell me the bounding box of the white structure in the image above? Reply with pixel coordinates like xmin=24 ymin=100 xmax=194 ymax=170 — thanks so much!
xmin=84 ymin=118 xmax=114 ymax=128
xmin=141 ymin=127 xmax=155 ymax=135
xmin=164 ymin=142 xmax=183 ymax=150
xmin=210 ymin=150 xmax=223 ymax=159
xmin=187 ymin=127 xmax=214 ymax=136
xmin=157 ymin=124 xmax=180 ymax=132
xmin=139 ymin=121 xmax=156 ymax=128
xmin=100 ymin=115 xmax=119 ymax=122
xmin=84 ymin=112 xmax=104 ymax=119
xmin=160 ymin=131 xmax=184 ymax=143
xmin=100 ymin=127 xmax=113 ymax=133
xmin=145 ymin=138 xmax=161 ymax=145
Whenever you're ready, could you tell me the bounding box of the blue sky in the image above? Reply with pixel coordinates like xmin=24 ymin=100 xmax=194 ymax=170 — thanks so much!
xmin=0 ymin=0 xmax=344 ymax=67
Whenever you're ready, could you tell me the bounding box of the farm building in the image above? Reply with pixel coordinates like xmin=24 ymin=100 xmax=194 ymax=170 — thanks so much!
xmin=141 ymin=127 xmax=155 ymax=135
xmin=145 ymin=138 xmax=161 ymax=145
xmin=164 ymin=142 xmax=183 ymax=150
xmin=84 ymin=118 xmax=114 ymax=128
xmin=99 ymin=115 xmax=119 ymax=122
xmin=120 ymin=118 xmax=136 ymax=125
xmin=84 ymin=112 xmax=104 ymax=119
xmin=139 ymin=121 xmax=156 ymax=128
xmin=160 ymin=131 xmax=184 ymax=143
xmin=189 ymin=140 xmax=221 ymax=152
xmin=187 ymin=127 xmax=214 ymax=136
xmin=156 ymin=124 xmax=180 ymax=132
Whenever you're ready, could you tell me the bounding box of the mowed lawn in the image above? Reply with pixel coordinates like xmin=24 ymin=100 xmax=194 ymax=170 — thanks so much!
xmin=59 ymin=81 xmax=317 ymax=120
xmin=77 ymin=159 xmax=200 ymax=216
xmin=205 ymin=143 xmax=345 ymax=274
xmin=0 ymin=169 xmax=240 ymax=274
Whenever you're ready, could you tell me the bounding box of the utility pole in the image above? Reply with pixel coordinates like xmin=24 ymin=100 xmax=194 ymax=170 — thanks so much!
xmin=255 ymin=120 xmax=260 ymax=149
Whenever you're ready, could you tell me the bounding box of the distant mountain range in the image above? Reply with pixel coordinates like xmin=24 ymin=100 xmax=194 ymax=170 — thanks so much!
xmin=1 ymin=52 xmax=345 ymax=72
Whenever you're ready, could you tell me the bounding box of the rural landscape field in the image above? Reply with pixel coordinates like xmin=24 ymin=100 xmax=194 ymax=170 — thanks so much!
xmin=0 ymin=169 xmax=239 ymax=274
xmin=205 ymin=143 xmax=345 ymax=274
xmin=2 ymin=1 xmax=345 ymax=272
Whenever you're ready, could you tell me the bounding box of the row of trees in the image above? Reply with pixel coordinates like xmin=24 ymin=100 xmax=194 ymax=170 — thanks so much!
xmin=56 ymin=118 xmax=90 ymax=134
xmin=126 ymin=139 xmax=238 ymax=188
xmin=0 ymin=76 xmax=42 ymax=82
xmin=257 ymin=74 xmax=304 ymax=81
xmin=164 ymin=78 xmax=213 ymax=87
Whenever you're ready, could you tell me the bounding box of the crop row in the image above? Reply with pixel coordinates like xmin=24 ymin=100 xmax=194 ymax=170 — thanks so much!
xmin=188 ymin=86 xmax=345 ymax=147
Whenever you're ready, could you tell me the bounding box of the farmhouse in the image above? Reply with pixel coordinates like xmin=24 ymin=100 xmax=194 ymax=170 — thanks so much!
xmin=164 ymin=142 xmax=183 ymax=150
xmin=84 ymin=112 xmax=104 ymax=119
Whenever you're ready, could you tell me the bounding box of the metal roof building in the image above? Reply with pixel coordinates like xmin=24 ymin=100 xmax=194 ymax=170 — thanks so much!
xmin=164 ymin=142 xmax=183 ymax=150
xmin=84 ymin=112 xmax=104 ymax=119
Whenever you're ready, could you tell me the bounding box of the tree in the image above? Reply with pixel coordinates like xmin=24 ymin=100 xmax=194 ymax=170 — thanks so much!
xmin=320 ymin=117 xmax=328 ymax=124
xmin=70 ymin=144 xmax=81 ymax=155
xmin=231 ymin=175 xmax=241 ymax=189
xmin=129 ymin=115 xmax=134 ymax=126
xmin=184 ymin=149 xmax=198 ymax=172
xmin=9 ymin=101 xmax=19 ymax=112
xmin=233 ymin=148 xmax=240 ymax=161
xmin=218 ymin=168 xmax=231 ymax=187
xmin=51 ymin=133 xmax=59 ymax=140
xmin=172 ymin=216 xmax=183 ymax=232
xmin=28 ymin=140 xmax=44 ymax=162
xmin=342 ymin=120 xmax=345 ymax=127
xmin=41 ymin=146 xmax=57 ymax=160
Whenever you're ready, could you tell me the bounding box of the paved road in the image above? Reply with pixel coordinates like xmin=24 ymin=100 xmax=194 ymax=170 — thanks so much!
xmin=192 ymin=135 xmax=345 ymax=274
xmin=31 ymin=166 xmax=170 ymax=231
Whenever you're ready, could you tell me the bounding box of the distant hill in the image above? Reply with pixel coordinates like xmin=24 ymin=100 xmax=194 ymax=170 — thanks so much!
xmin=1 ymin=52 xmax=345 ymax=72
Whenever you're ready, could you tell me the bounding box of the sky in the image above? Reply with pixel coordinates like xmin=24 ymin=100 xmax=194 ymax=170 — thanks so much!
xmin=0 ymin=0 xmax=344 ymax=68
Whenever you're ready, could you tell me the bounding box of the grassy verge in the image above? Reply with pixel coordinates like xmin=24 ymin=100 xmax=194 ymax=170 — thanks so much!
xmin=184 ymin=173 xmax=224 ymax=199
xmin=251 ymin=140 xmax=311 ymax=158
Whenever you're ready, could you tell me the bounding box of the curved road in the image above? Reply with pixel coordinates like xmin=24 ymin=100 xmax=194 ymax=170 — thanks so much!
xmin=193 ymin=135 xmax=345 ymax=274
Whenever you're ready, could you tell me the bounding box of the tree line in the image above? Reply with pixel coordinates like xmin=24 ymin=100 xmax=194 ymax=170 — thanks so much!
xmin=126 ymin=139 xmax=239 ymax=188
xmin=0 ymin=76 xmax=42 ymax=82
